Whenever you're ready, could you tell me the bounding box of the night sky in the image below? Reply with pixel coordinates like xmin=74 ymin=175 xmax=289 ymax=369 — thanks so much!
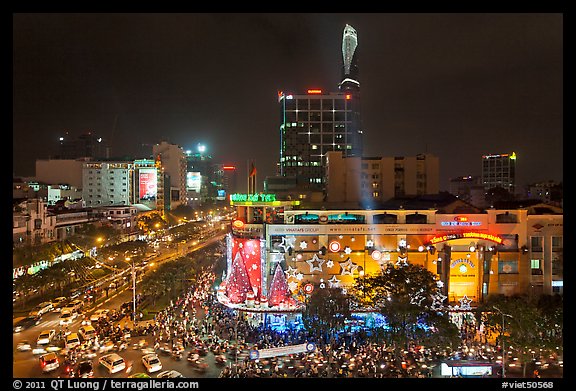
xmin=13 ymin=13 xmax=563 ymax=192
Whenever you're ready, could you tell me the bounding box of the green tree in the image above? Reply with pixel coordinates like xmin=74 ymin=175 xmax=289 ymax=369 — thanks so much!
xmin=352 ymin=264 xmax=460 ymax=364
xmin=478 ymin=294 xmax=563 ymax=378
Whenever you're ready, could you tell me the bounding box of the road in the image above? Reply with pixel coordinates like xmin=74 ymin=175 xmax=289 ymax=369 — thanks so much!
xmin=13 ymin=230 xmax=229 ymax=379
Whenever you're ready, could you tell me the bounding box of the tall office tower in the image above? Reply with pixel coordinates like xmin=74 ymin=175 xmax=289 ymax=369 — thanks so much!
xmin=278 ymin=89 xmax=363 ymax=190
xmin=481 ymin=152 xmax=517 ymax=194
xmin=339 ymin=24 xmax=360 ymax=92
xmin=153 ymin=141 xmax=187 ymax=209
xmin=58 ymin=131 xmax=108 ymax=159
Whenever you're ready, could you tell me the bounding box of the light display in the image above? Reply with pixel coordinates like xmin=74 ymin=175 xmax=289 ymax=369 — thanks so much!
xmin=225 ymin=251 xmax=252 ymax=304
xmin=305 ymin=254 xmax=325 ymax=273
xmin=231 ymin=238 xmax=261 ymax=296
xmin=268 ymin=264 xmax=291 ymax=306
xmin=339 ymin=258 xmax=358 ymax=276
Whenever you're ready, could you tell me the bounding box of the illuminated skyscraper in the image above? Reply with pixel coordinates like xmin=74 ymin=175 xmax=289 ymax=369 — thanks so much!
xmin=339 ymin=24 xmax=360 ymax=92
xmin=482 ymin=152 xmax=517 ymax=194
xmin=278 ymin=90 xmax=363 ymax=190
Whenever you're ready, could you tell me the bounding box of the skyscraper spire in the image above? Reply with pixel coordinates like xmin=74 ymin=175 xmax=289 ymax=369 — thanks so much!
xmin=339 ymin=24 xmax=360 ymax=92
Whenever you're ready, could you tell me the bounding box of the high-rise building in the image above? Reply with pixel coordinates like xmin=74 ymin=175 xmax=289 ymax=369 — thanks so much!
xmin=339 ymin=24 xmax=360 ymax=92
xmin=153 ymin=141 xmax=187 ymax=209
xmin=481 ymin=152 xmax=517 ymax=194
xmin=278 ymin=90 xmax=363 ymax=190
xmin=58 ymin=131 xmax=108 ymax=159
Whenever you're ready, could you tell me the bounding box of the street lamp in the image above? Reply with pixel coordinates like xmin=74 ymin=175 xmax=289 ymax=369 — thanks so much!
xmin=493 ymin=306 xmax=513 ymax=378
xmin=126 ymin=256 xmax=137 ymax=329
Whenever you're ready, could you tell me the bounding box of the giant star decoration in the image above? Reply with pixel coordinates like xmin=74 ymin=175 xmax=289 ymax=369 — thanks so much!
xmin=395 ymin=256 xmax=408 ymax=267
xmin=306 ymin=254 xmax=325 ymax=273
xmin=339 ymin=258 xmax=359 ymax=276
xmin=284 ymin=266 xmax=298 ymax=279
xmin=430 ymin=292 xmax=447 ymax=310
xmin=279 ymin=236 xmax=296 ymax=253
xmin=328 ymin=275 xmax=341 ymax=288
xmin=459 ymin=295 xmax=472 ymax=310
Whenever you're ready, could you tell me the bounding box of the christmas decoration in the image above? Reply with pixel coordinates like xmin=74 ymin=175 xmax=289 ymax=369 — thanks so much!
xmin=344 ymin=246 xmax=353 ymax=254
xmin=232 ymin=238 xmax=261 ymax=297
xmin=395 ymin=256 xmax=409 ymax=267
xmin=279 ymin=236 xmax=296 ymax=252
xmin=299 ymin=241 xmax=308 ymax=249
xmin=296 ymin=273 xmax=304 ymax=281
xmin=328 ymin=275 xmax=341 ymax=288
xmin=288 ymin=280 xmax=298 ymax=292
xmin=329 ymin=241 xmax=341 ymax=252
xmin=268 ymin=263 xmax=292 ymax=306
xmin=326 ymin=260 xmax=334 ymax=268
xmin=430 ymin=291 xmax=447 ymax=311
xmin=306 ymin=254 xmax=325 ymax=273
xmin=339 ymin=258 xmax=359 ymax=276
xmin=366 ymin=240 xmax=374 ymax=248
xmin=284 ymin=266 xmax=298 ymax=279
xmin=246 ymin=291 xmax=255 ymax=308
xmin=260 ymin=297 xmax=268 ymax=308
xmin=225 ymin=251 xmax=253 ymax=304
xmin=459 ymin=295 xmax=472 ymax=310
xmin=371 ymin=250 xmax=382 ymax=260
xmin=409 ymin=288 xmax=426 ymax=306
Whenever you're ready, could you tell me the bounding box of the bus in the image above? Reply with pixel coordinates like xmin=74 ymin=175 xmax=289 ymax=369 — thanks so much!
xmin=440 ymin=360 xmax=502 ymax=378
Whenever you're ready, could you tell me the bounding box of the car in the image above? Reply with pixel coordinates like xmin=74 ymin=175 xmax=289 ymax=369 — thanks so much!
xmin=99 ymin=353 xmax=126 ymax=374
xmin=78 ymin=325 xmax=96 ymax=341
xmin=75 ymin=360 xmax=94 ymax=378
xmin=14 ymin=315 xmax=42 ymax=333
xmin=39 ymin=352 xmax=60 ymax=372
xmin=51 ymin=297 xmax=68 ymax=312
xmin=90 ymin=309 xmax=110 ymax=322
xmin=16 ymin=340 xmax=32 ymax=352
xmin=65 ymin=333 xmax=81 ymax=349
xmin=67 ymin=299 xmax=84 ymax=313
xmin=59 ymin=310 xmax=77 ymax=326
xmin=37 ymin=329 xmax=55 ymax=345
xmin=29 ymin=302 xmax=54 ymax=317
xmin=141 ymin=353 xmax=162 ymax=373
xmin=156 ymin=370 xmax=185 ymax=378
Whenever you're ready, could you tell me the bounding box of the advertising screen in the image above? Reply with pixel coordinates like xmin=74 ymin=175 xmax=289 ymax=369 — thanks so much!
xmin=139 ymin=168 xmax=157 ymax=201
xmin=186 ymin=172 xmax=202 ymax=192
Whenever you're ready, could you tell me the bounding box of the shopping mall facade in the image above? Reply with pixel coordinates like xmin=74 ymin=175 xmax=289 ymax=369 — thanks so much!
xmin=217 ymin=194 xmax=563 ymax=319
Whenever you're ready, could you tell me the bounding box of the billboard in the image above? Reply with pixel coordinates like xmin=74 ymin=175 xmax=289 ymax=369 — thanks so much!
xmin=139 ymin=168 xmax=157 ymax=201
xmin=217 ymin=189 xmax=226 ymax=200
xmin=186 ymin=172 xmax=202 ymax=192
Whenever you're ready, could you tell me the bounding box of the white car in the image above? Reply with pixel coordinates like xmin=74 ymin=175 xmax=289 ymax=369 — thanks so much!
xmin=29 ymin=302 xmax=54 ymax=317
xmin=156 ymin=370 xmax=184 ymax=378
xmin=16 ymin=340 xmax=32 ymax=352
xmin=99 ymin=353 xmax=126 ymax=374
xmin=59 ymin=310 xmax=77 ymax=326
xmin=37 ymin=329 xmax=55 ymax=345
xmin=141 ymin=353 xmax=162 ymax=373
xmin=90 ymin=309 xmax=110 ymax=322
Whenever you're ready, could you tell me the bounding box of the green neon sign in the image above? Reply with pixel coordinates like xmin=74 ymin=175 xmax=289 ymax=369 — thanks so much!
xmin=230 ymin=193 xmax=277 ymax=202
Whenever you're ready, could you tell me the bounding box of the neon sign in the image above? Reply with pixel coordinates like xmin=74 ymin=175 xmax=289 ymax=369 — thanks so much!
xmin=230 ymin=193 xmax=277 ymax=202
xmin=429 ymin=232 xmax=503 ymax=245
xmin=441 ymin=216 xmax=482 ymax=227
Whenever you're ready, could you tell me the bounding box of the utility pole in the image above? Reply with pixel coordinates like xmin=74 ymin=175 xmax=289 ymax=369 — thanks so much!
xmin=493 ymin=306 xmax=513 ymax=378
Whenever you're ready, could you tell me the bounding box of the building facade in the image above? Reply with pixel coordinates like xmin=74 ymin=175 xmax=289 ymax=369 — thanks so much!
xmin=82 ymin=161 xmax=133 ymax=207
xmin=278 ymin=90 xmax=363 ymax=190
xmin=482 ymin=152 xmax=517 ymax=194
xmin=326 ymin=151 xmax=439 ymax=204
xmin=153 ymin=141 xmax=187 ymax=209
xmin=218 ymin=196 xmax=562 ymax=314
